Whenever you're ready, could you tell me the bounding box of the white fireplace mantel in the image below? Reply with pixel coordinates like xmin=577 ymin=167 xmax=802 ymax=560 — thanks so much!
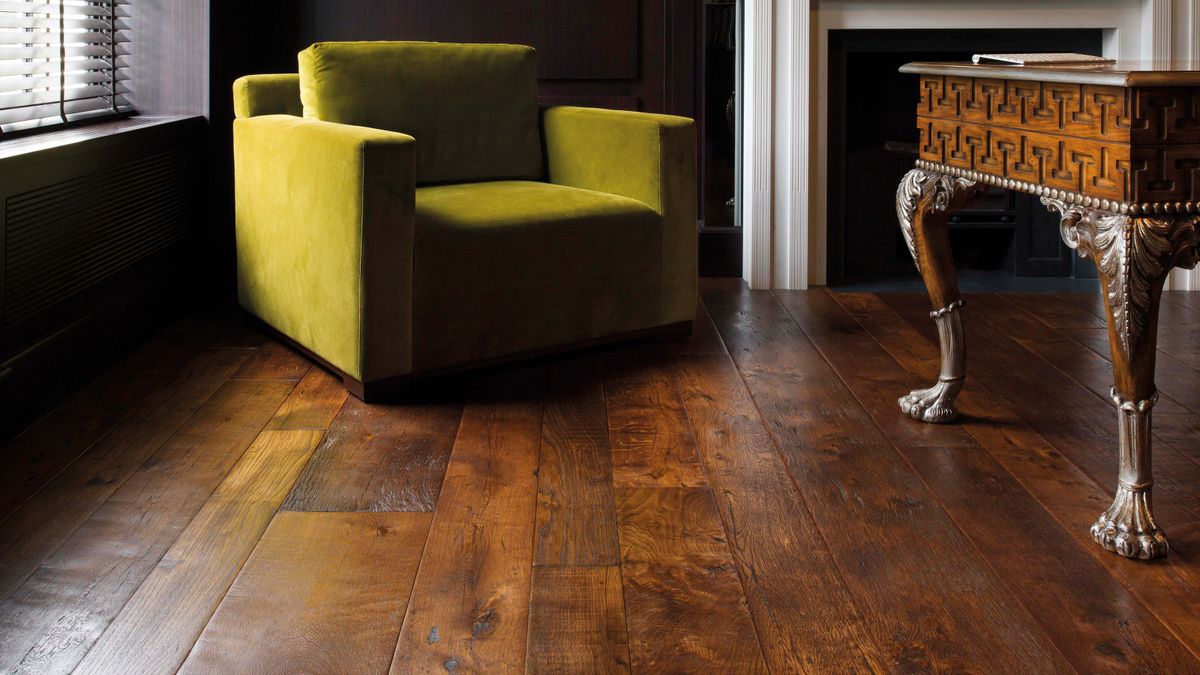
xmin=742 ymin=0 xmax=1200 ymax=290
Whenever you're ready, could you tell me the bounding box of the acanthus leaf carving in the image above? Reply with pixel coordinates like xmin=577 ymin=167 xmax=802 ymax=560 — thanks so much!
xmin=1042 ymin=198 xmax=1200 ymax=357
xmin=896 ymin=169 xmax=979 ymax=272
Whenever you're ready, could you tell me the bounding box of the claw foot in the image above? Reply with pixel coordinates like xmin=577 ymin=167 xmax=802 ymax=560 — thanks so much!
xmin=898 ymin=379 xmax=962 ymax=424
xmin=1090 ymin=486 xmax=1169 ymax=560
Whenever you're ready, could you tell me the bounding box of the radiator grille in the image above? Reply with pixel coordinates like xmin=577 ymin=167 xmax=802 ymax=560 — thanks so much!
xmin=4 ymin=148 xmax=196 ymax=326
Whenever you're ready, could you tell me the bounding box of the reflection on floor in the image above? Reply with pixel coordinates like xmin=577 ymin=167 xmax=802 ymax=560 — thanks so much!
xmin=832 ymin=269 xmax=1102 ymax=294
xmin=3 ymin=282 xmax=1200 ymax=672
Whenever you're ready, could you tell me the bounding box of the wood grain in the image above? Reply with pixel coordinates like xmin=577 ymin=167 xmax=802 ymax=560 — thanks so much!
xmin=0 ymin=311 xmax=241 ymax=514
xmin=852 ymin=291 xmax=1200 ymax=658
xmin=918 ymin=115 xmax=1132 ymax=202
xmin=989 ymin=293 xmax=1189 ymax=414
xmin=282 ymin=394 xmax=462 ymax=512
xmin=830 ymin=291 xmax=1200 ymax=672
xmin=5 ymin=294 xmax=1200 ymax=671
xmin=1140 ymin=293 xmax=1200 ymax=372
xmin=391 ymin=381 xmax=541 ymax=673
xmin=535 ymin=358 xmax=619 ymax=565
xmin=526 ymin=566 xmax=630 ymax=674
xmin=1155 ymin=413 xmax=1200 ymax=466
xmin=0 ymin=379 xmax=293 ymax=675
xmin=603 ymin=351 xmax=706 ymax=488
xmin=918 ymin=75 xmax=1131 ymax=142
xmin=1006 ymin=292 xmax=1108 ymax=330
xmin=775 ymin=288 xmax=979 ymax=448
xmin=180 ymin=511 xmax=431 ymax=675
xmin=231 ymin=338 xmax=313 ymax=381
xmin=0 ymin=347 xmax=249 ymax=602
xmin=703 ymin=283 xmax=1073 ymax=673
xmin=1159 ymin=291 xmax=1200 ymax=335
xmin=265 ymin=365 xmax=348 ymax=430
xmin=75 ymin=429 xmax=324 ymax=675
xmin=0 ymin=369 xmax=161 ymax=521
xmin=885 ymin=293 xmax=1200 ymax=534
xmin=1014 ymin=296 xmax=1200 ymax=438
xmin=664 ymin=299 xmax=729 ymax=356
xmin=915 ymin=74 xmax=1200 ymax=204
xmin=901 ymin=443 xmax=1200 ymax=672
xmin=615 ymin=487 xmax=766 ymax=673
xmin=906 ymin=171 xmax=972 ymax=311
xmin=671 ymin=350 xmax=888 ymax=672
xmin=1060 ymin=325 xmax=1200 ymax=416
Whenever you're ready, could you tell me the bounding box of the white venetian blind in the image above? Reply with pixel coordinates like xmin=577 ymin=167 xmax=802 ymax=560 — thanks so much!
xmin=0 ymin=0 xmax=130 ymax=135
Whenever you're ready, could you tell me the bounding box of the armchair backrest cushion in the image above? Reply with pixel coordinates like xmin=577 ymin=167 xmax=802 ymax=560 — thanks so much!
xmin=299 ymin=41 xmax=543 ymax=185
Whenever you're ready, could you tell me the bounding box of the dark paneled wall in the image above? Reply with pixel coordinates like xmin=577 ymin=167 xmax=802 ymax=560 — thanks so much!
xmin=286 ymin=0 xmax=699 ymax=116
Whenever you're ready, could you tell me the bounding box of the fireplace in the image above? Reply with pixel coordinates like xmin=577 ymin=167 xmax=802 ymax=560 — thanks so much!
xmin=825 ymin=29 xmax=1106 ymax=284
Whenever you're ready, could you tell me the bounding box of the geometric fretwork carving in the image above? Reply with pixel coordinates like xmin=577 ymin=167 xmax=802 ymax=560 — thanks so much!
xmin=919 ymin=75 xmax=1200 ymax=205
xmin=918 ymin=118 xmax=1131 ymax=201
xmin=1130 ymin=88 xmax=1200 ymax=145
xmin=920 ymin=75 xmax=1200 ymax=146
xmin=919 ymin=75 xmax=1131 ymax=141
xmin=1130 ymin=147 xmax=1200 ymax=202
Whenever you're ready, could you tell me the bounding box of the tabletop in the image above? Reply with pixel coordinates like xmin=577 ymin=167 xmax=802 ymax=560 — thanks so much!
xmin=900 ymin=60 xmax=1200 ymax=87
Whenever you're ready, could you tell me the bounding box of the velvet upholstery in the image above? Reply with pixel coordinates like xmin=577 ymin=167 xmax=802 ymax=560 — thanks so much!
xmin=233 ymin=114 xmax=416 ymax=382
xmin=232 ymin=42 xmax=697 ymax=394
xmin=298 ymin=41 xmax=542 ymax=184
xmin=412 ymin=181 xmax=663 ymax=369
xmin=543 ymin=106 xmax=698 ymax=325
xmin=233 ymin=74 xmax=302 ymax=119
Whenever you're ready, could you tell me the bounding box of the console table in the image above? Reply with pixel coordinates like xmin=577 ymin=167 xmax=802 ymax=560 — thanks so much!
xmin=895 ymin=60 xmax=1200 ymax=560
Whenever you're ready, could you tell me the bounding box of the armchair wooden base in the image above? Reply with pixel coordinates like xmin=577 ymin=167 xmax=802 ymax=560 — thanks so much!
xmin=253 ymin=316 xmax=692 ymax=403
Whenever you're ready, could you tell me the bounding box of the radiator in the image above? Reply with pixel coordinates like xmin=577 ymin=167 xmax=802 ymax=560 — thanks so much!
xmin=0 ymin=116 xmax=206 ymax=439
xmin=0 ymin=117 xmax=203 ymax=335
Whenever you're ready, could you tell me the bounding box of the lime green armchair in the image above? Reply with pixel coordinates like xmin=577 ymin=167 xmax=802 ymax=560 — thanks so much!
xmin=233 ymin=41 xmax=697 ymax=399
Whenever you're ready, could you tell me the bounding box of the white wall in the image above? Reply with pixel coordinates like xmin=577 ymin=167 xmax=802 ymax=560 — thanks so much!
xmin=743 ymin=0 xmax=1200 ymax=290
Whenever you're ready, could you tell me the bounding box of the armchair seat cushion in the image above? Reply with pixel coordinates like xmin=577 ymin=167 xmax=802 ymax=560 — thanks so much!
xmin=412 ymin=180 xmax=664 ymax=370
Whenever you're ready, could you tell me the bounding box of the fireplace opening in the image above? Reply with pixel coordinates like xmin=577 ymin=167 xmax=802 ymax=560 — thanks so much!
xmin=826 ymin=29 xmax=1104 ymax=287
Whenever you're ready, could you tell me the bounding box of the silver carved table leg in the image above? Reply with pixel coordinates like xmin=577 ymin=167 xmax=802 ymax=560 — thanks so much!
xmin=895 ymin=168 xmax=984 ymax=423
xmin=1043 ymin=198 xmax=1200 ymax=559
xmin=899 ymin=300 xmax=965 ymax=423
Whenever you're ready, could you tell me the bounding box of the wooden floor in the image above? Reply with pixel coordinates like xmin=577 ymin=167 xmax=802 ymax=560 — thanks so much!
xmin=3 ymin=280 xmax=1200 ymax=674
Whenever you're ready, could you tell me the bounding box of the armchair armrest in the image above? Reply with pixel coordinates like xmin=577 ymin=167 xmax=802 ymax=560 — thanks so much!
xmin=543 ymin=106 xmax=697 ymax=324
xmin=234 ymin=114 xmax=416 ymax=382
xmin=233 ymin=74 xmax=302 ymax=119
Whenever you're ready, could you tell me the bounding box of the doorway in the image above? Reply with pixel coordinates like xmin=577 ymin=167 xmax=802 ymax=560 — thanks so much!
xmin=699 ymin=0 xmax=741 ymax=277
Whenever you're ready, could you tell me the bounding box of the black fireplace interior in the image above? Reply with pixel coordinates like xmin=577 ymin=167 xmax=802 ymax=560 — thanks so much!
xmin=827 ymin=29 xmax=1105 ymax=285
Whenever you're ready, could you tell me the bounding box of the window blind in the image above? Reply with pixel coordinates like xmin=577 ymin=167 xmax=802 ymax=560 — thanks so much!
xmin=0 ymin=0 xmax=131 ymax=135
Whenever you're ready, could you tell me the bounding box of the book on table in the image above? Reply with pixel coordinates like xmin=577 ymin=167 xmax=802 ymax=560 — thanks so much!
xmin=971 ymin=53 xmax=1115 ymax=66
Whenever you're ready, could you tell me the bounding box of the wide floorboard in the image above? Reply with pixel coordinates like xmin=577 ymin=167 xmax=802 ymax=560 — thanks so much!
xmin=3 ymin=284 xmax=1200 ymax=673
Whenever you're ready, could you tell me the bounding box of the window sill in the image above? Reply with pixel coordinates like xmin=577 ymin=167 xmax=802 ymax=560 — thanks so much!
xmin=0 ymin=116 xmax=205 ymax=162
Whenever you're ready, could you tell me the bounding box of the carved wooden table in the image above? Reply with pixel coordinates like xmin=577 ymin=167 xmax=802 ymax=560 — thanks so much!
xmin=896 ymin=60 xmax=1200 ymax=560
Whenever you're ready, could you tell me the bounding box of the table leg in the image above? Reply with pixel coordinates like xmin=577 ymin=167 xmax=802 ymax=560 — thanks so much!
xmin=895 ymin=168 xmax=984 ymax=423
xmin=1043 ymin=200 xmax=1200 ymax=559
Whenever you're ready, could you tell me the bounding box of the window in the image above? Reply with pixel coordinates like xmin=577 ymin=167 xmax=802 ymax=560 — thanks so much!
xmin=0 ymin=0 xmax=131 ymax=136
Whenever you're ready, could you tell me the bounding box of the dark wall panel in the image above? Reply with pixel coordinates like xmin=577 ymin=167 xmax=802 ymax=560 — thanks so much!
xmin=538 ymin=95 xmax=640 ymax=111
xmin=413 ymin=1 xmax=538 ymax=45
xmin=287 ymin=0 xmax=696 ymax=116
xmin=538 ymin=0 xmax=638 ymax=80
